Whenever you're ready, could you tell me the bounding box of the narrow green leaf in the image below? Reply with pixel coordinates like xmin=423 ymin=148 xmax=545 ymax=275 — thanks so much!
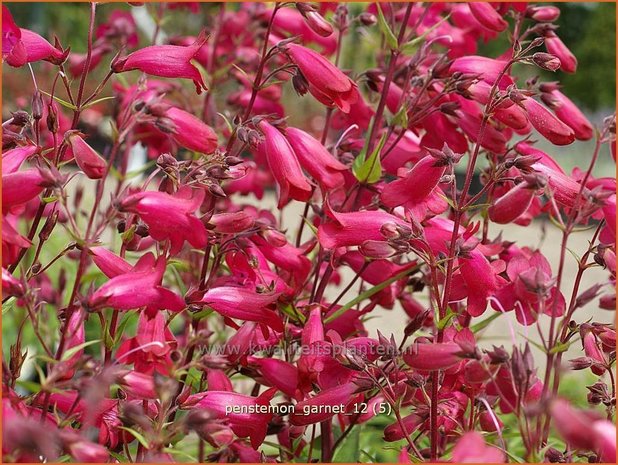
xmin=437 ymin=310 xmax=456 ymax=330
xmin=325 ymin=264 xmax=419 ymax=323
xmin=2 ymin=297 xmax=16 ymax=315
xmin=376 ymin=3 xmax=398 ymax=50
xmin=400 ymin=14 xmax=451 ymax=55
xmin=39 ymin=90 xmax=78 ymax=111
xmin=114 ymin=311 xmax=139 ymax=345
xmin=470 ymin=312 xmax=502 ymax=333
xmin=118 ymin=427 xmax=149 ymax=449
xmin=353 ymin=132 xmax=386 ymax=184
xmin=84 ymin=95 xmax=116 ymax=108
xmin=61 ymin=339 xmax=101 ymax=362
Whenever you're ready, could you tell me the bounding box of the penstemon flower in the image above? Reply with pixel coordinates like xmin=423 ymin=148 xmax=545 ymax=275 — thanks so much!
xmin=2 ymin=3 xmax=615 ymax=464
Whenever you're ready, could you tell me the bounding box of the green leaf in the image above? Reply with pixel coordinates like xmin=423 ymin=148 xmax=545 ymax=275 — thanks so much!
xmin=325 ymin=264 xmax=419 ymax=323
xmin=392 ymin=104 xmax=409 ymax=127
xmin=2 ymin=297 xmax=16 ymax=315
xmin=400 ymin=14 xmax=451 ymax=56
xmin=333 ymin=425 xmax=361 ymax=462
xmin=118 ymin=427 xmax=149 ymax=449
xmin=470 ymin=312 xmax=502 ymax=333
xmin=61 ymin=339 xmax=101 ymax=362
xmin=550 ymin=340 xmax=574 ymax=354
xmin=39 ymin=90 xmax=78 ymax=111
xmin=114 ymin=311 xmax=139 ymax=345
xmin=108 ymin=451 xmax=129 ymax=463
xmin=376 ymin=3 xmax=398 ymax=50
xmin=437 ymin=309 xmax=456 ymax=330
xmin=353 ymin=132 xmax=386 ymax=184
xmin=84 ymin=95 xmax=116 ymax=108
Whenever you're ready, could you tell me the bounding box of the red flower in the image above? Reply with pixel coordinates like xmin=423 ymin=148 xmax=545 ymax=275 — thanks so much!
xmin=65 ymin=131 xmax=107 ymax=179
xmin=119 ymin=186 xmax=208 ymax=254
xmin=285 ymin=127 xmax=347 ymax=189
xmin=257 ymin=120 xmax=312 ymax=208
xmin=2 ymin=5 xmax=68 ymax=67
xmin=88 ymin=252 xmax=185 ymax=315
xmin=285 ymin=43 xmax=360 ymax=112
xmin=112 ymin=33 xmax=208 ymax=93
xmin=164 ymin=106 xmax=218 ymax=154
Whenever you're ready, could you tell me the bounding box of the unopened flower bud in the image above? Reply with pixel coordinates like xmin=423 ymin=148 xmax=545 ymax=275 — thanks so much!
xmin=532 ymin=52 xmax=561 ymax=72
xmin=545 ymin=447 xmax=566 ymax=463
xmin=156 ymin=153 xmax=178 ymax=170
xmin=12 ymin=110 xmax=31 ymax=127
xmin=208 ymin=183 xmax=227 ymax=198
xmin=292 ymin=72 xmax=310 ymax=97
xmin=32 ymin=91 xmax=44 ymax=121
xmin=527 ymin=5 xmax=560 ymax=22
xmin=569 ymin=356 xmax=593 ymax=370
xmin=262 ymin=228 xmax=287 ymax=247
xmin=359 ymin=240 xmax=396 ymax=259
xmin=46 ymin=104 xmax=58 ymax=133
xmin=39 ymin=210 xmax=59 ymax=242
xmin=359 ymin=12 xmax=377 ymax=26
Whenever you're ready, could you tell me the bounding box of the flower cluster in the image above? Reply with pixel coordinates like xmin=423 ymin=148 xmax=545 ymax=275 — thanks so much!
xmin=2 ymin=2 xmax=615 ymax=463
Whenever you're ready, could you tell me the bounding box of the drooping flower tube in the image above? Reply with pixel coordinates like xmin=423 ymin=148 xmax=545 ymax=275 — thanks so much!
xmin=2 ymin=5 xmax=68 ymax=67
xmin=184 ymin=388 xmax=277 ymax=449
xmin=256 ymin=120 xmax=312 ymax=208
xmin=118 ymin=186 xmax=208 ymax=254
xmin=284 ymin=127 xmax=347 ymax=189
xmin=112 ymin=32 xmax=208 ymax=93
xmin=88 ymin=252 xmax=185 ymax=315
xmin=199 ymin=285 xmax=284 ymax=332
xmin=284 ymin=43 xmax=360 ymax=112
xmin=317 ymin=201 xmax=409 ymax=250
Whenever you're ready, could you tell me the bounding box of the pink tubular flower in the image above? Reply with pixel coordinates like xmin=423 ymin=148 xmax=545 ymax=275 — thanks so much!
xmin=90 ymin=247 xmax=132 ymax=278
xmin=3 ymin=6 xmax=68 ymax=67
xmin=532 ymin=162 xmax=586 ymax=207
xmin=527 ymin=5 xmax=561 ymax=22
xmin=289 ymin=382 xmax=359 ymax=426
xmin=544 ymin=31 xmax=577 ymax=73
xmin=493 ymin=248 xmax=565 ymax=325
xmin=248 ymin=356 xmax=299 ymax=398
xmin=2 ymin=169 xmax=46 ymax=214
xmin=451 ymin=432 xmax=506 ymax=463
xmin=184 ymin=388 xmax=277 ymax=449
xmin=112 ymin=33 xmax=208 ymax=93
xmin=2 ymin=216 xmax=32 ymax=267
xmin=119 ymin=186 xmax=207 ymax=254
xmin=200 ymin=286 xmax=283 ymax=331
xmin=468 ymin=3 xmax=508 ymax=32
xmin=449 ymin=56 xmax=513 ymax=88
xmin=284 ymin=127 xmax=347 ymax=189
xmin=88 ymin=252 xmax=185 ymax=315
xmin=285 ymin=43 xmax=359 ymax=112
xmin=488 ymin=175 xmax=545 ymax=224
xmin=257 ymin=120 xmax=312 ymax=208
xmin=117 ymin=371 xmax=157 ymax=399
xmin=457 ymin=250 xmax=505 ymax=316
xmin=116 ymin=311 xmax=177 ymax=374
xmin=318 ymin=201 xmax=409 ymax=250
xmin=2 ymin=267 xmax=24 ymax=297
xmin=65 ymin=131 xmax=107 ymax=179
xmin=384 ymin=413 xmax=425 ymax=442
xmin=380 ymin=155 xmax=446 ymax=218
xmin=2 ymin=145 xmax=38 ymax=174
xmin=550 ymin=400 xmax=613 ymax=455
xmin=403 ymin=341 xmax=461 ymax=371
xmin=165 ymin=106 xmax=218 ymax=154
xmin=541 ymin=88 xmax=594 ymax=140
xmin=520 ymin=97 xmax=575 ymax=146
